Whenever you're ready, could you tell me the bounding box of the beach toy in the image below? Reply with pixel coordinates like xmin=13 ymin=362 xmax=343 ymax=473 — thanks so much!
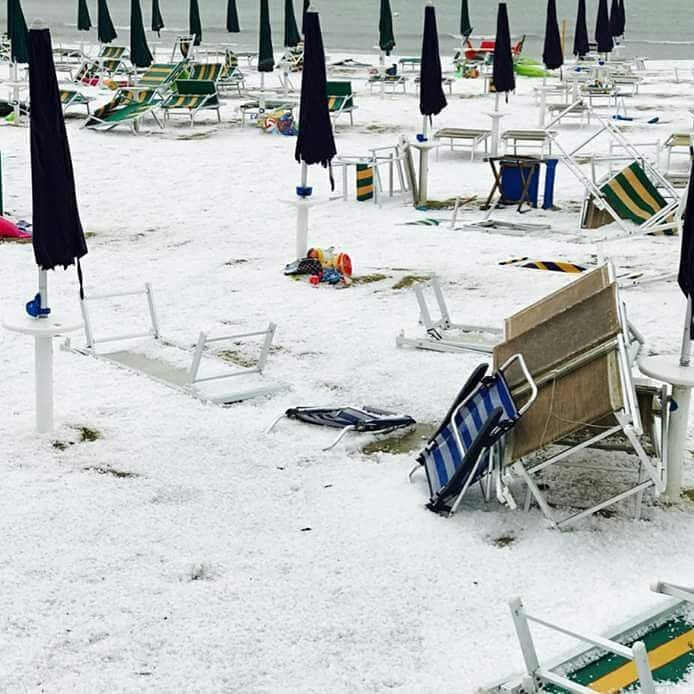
xmin=334 ymin=252 xmax=352 ymax=277
xmin=309 ymin=274 xmax=321 ymax=286
xmin=0 ymin=216 xmax=31 ymax=240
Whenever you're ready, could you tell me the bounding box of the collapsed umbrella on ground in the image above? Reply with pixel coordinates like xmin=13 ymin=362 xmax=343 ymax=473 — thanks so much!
xmin=489 ymin=2 xmax=514 ymax=155
xmin=595 ymin=0 xmax=614 ymax=55
xmin=573 ymin=0 xmax=590 ymax=58
xmin=284 ymin=0 xmax=301 ymax=48
xmin=4 ymin=24 xmax=89 ymax=433
xmin=152 ymin=0 xmax=165 ymax=36
xmin=7 ymin=0 xmax=29 ymax=63
xmin=130 ymin=0 xmax=153 ymax=68
xmin=416 ymin=3 xmax=447 ymax=206
xmin=293 ymin=9 xmax=336 ymax=259
xmin=78 ymin=0 xmax=92 ymax=32
xmin=460 ymin=0 xmax=472 ymax=40
xmin=542 ymin=0 xmax=563 ymax=71
xmin=190 ymin=0 xmax=202 ymax=46
xmin=226 ymin=0 xmax=240 ymax=33
xmin=97 ymin=0 xmax=118 ymax=44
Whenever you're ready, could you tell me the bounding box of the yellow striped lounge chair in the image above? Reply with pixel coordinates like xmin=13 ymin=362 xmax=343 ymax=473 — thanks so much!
xmin=326 ymin=81 xmax=356 ymax=126
xmin=84 ymin=89 xmax=163 ymax=132
xmin=219 ymin=50 xmax=246 ymax=97
xmin=59 ymin=89 xmax=94 ymax=115
xmin=161 ymin=64 xmax=223 ymax=124
xmin=74 ymin=45 xmax=129 ymax=86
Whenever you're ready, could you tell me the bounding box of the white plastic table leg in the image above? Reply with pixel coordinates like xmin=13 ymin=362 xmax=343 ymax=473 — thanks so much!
xmin=35 ymin=335 xmax=54 ymax=434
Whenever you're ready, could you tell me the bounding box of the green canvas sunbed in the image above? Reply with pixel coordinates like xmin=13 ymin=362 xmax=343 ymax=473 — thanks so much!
xmin=160 ymin=63 xmax=223 ymax=124
xmin=326 ymin=81 xmax=356 ymax=126
xmin=84 ymin=89 xmax=163 ymax=132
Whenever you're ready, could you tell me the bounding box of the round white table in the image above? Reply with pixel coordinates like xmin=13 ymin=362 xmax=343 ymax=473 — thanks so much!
xmin=3 ymin=312 xmax=83 ymax=433
xmin=639 ymin=355 xmax=694 ymax=501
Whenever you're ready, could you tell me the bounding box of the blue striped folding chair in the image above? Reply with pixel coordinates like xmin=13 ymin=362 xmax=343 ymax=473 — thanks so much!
xmin=410 ymin=354 xmax=537 ymax=516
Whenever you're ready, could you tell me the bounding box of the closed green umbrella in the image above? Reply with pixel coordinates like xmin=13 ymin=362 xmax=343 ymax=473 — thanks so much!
xmin=130 ymin=0 xmax=153 ymax=67
xmin=284 ymin=0 xmax=301 ymax=48
xmin=97 ymin=0 xmax=118 ymax=44
xmin=190 ymin=0 xmax=202 ymax=46
xmin=78 ymin=0 xmax=92 ymax=32
xmin=152 ymin=0 xmax=165 ymax=35
xmin=258 ymin=0 xmax=274 ymax=73
xmin=378 ymin=0 xmax=396 ymax=55
xmin=7 ymin=0 xmax=30 ymax=63
xmin=460 ymin=0 xmax=472 ymax=39
xmin=226 ymin=0 xmax=240 ymax=32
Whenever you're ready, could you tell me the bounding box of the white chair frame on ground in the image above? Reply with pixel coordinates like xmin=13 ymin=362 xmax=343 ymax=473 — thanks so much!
xmin=65 ymin=283 xmax=286 ymax=404
xmin=396 ymin=275 xmax=502 ymax=355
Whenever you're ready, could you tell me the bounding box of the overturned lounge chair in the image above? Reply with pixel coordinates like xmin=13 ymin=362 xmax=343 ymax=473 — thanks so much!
xmin=73 ymin=45 xmax=129 ymax=87
xmin=84 ymin=88 xmax=164 ymax=132
xmin=409 ymin=355 xmax=537 ymax=516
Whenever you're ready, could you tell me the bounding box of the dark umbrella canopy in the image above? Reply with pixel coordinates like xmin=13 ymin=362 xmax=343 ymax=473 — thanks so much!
xmin=78 ymin=0 xmax=92 ymax=32
xmin=573 ymin=0 xmax=590 ymax=57
xmin=295 ymin=11 xmax=335 ymax=170
xmin=190 ymin=0 xmax=202 ymax=46
xmin=258 ymin=0 xmax=274 ymax=72
xmin=492 ymin=2 xmax=515 ymax=97
xmin=284 ymin=0 xmax=301 ymax=48
xmin=97 ymin=0 xmax=118 ymax=44
xmin=595 ymin=0 xmax=614 ymax=54
xmin=420 ymin=5 xmax=446 ymax=119
xmin=28 ymin=28 xmax=87 ymax=272
xmin=542 ymin=0 xmax=563 ymax=70
xmin=152 ymin=0 xmax=165 ymax=35
xmin=301 ymin=0 xmax=309 ymax=35
xmin=130 ymin=0 xmax=153 ymax=68
xmin=226 ymin=0 xmax=240 ymax=32
xmin=678 ymin=156 xmax=694 ymax=338
xmin=378 ymin=0 xmax=396 ymax=55
xmin=7 ymin=0 xmax=30 ymax=63
xmin=609 ymin=0 xmax=620 ymax=37
xmin=460 ymin=0 xmax=472 ymax=38
xmin=617 ymin=0 xmax=626 ymax=36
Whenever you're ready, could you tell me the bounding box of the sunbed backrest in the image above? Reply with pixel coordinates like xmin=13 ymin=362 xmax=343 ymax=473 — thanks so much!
xmin=174 ymin=79 xmax=217 ymax=96
xmin=326 ymin=81 xmax=353 ymax=110
xmin=190 ymin=63 xmax=223 ymax=82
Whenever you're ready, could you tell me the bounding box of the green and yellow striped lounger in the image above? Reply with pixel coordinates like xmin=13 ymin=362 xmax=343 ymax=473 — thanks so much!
xmin=85 ymin=89 xmax=162 ymax=131
xmin=59 ymin=89 xmax=94 ymax=114
xmin=600 ymin=161 xmax=671 ymax=227
xmin=161 ymin=65 xmax=223 ymax=124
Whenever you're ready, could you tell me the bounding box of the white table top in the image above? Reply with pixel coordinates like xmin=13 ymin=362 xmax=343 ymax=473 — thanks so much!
xmin=3 ymin=311 xmax=83 ymax=337
xmin=639 ymin=355 xmax=694 ymax=388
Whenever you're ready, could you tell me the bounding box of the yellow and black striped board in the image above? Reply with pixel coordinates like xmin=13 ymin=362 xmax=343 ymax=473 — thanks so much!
xmin=500 ymin=258 xmax=587 ymax=273
xmin=356 ymin=164 xmax=374 ymax=202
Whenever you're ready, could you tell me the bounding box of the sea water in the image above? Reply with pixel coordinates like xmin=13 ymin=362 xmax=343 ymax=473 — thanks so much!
xmin=4 ymin=0 xmax=694 ymax=60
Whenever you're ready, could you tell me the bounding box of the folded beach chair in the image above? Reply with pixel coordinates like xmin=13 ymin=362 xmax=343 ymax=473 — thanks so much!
xmin=268 ymin=406 xmax=416 ymax=451
xmin=218 ymin=49 xmax=246 ymax=96
xmin=60 ymin=89 xmax=94 ymax=115
xmin=84 ymin=89 xmax=163 ymax=132
xmin=496 ymin=264 xmax=668 ymax=528
xmin=409 ymin=355 xmax=537 ymax=516
xmin=74 ymin=45 xmax=129 ymax=86
xmin=326 ymin=81 xmax=356 ymax=125
xmin=161 ymin=63 xmax=223 ymax=124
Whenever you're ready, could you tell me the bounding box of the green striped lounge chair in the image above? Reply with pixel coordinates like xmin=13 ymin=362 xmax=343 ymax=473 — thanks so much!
xmin=84 ymin=89 xmax=163 ymax=132
xmin=219 ymin=50 xmax=246 ymax=97
xmin=326 ymin=81 xmax=356 ymax=126
xmin=74 ymin=46 xmax=129 ymax=86
xmin=161 ymin=63 xmax=223 ymax=124
xmin=597 ymin=161 xmax=679 ymax=235
xmin=134 ymin=62 xmax=188 ymax=95
xmin=60 ymin=89 xmax=94 ymax=115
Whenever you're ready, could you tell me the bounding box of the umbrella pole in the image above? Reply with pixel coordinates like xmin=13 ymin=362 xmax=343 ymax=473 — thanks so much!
xmin=296 ymin=161 xmax=310 ymax=259
xmin=11 ymin=62 xmax=20 ymax=125
xmin=260 ymin=72 xmax=266 ymax=111
xmin=680 ymin=296 xmax=692 ymax=367
xmin=379 ymin=50 xmax=385 ymax=99
xmin=418 ymin=116 xmax=430 ymax=205
xmin=489 ymin=91 xmax=503 ymax=157
xmin=35 ymin=268 xmax=54 ymax=433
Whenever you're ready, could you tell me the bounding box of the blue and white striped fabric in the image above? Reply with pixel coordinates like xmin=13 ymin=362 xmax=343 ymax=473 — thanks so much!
xmin=423 ymin=374 xmax=519 ymax=498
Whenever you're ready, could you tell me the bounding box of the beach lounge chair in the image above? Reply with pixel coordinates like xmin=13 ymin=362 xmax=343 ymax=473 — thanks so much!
xmin=279 ymin=44 xmax=304 ymax=72
xmin=501 ymin=129 xmax=555 ymax=157
xmin=663 ymin=132 xmax=692 ymax=173
xmin=73 ymin=45 xmax=129 ymax=86
xmin=161 ymin=63 xmax=223 ymax=124
xmin=59 ymin=89 xmax=94 ymax=115
xmin=433 ymin=128 xmax=492 ymax=160
xmin=326 ymin=81 xmax=356 ymax=125
xmin=171 ymin=34 xmax=196 ymax=62
xmin=133 ymin=62 xmax=188 ymax=94
xmin=397 ymin=276 xmax=503 ymax=355
xmin=84 ymin=89 xmax=163 ymax=132
xmin=409 ymin=355 xmax=537 ymax=516
xmin=496 ymin=264 xmax=668 ymax=529
xmin=218 ymin=49 xmax=246 ymax=96
xmin=268 ymin=406 xmax=416 ymax=451
xmin=368 ymin=66 xmax=407 ymax=95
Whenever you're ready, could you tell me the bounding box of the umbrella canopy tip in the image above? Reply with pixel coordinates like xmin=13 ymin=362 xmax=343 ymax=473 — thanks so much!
xmin=30 ymin=19 xmax=48 ymax=30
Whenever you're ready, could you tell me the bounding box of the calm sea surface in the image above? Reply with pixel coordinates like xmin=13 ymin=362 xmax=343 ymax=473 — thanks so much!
xmin=4 ymin=0 xmax=694 ymax=60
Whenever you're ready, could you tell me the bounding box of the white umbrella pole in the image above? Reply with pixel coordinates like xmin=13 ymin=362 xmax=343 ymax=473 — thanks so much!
xmin=35 ymin=268 xmax=53 ymax=433
xmin=296 ymin=161 xmax=310 ymax=259
xmin=680 ymin=296 xmax=692 ymax=367
xmin=260 ymin=72 xmax=266 ymax=110
xmin=379 ymin=50 xmax=385 ymax=99
xmin=538 ymin=86 xmax=547 ymax=128
xmin=489 ymin=91 xmax=503 ymax=157
xmin=11 ymin=61 xmax=20 ymax=125
xmin=418 ymin=115 xmax=430 ymax=205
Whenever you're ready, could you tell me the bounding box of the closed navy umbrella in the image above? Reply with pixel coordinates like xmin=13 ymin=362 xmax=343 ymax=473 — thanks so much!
xmin=284 ymin=0 xmax=301 ymax=48
xmin=301 ymin=0 xmax=309 ymax=35
xmin=130 ymin=0 xmax=153 ymax=67
xmin=258 ymin=0 xmax=274 ymax=73
xmin=542 ymin=0 xmax=563 ymax=70
xmin=595 ymin=0 xmax=613 ymax=54
xmin=573 ymin=0 xmax=590 ymax=58
xmin=152 ymin=0 xmax=165 ymax=35
xmin=293 ymin=9 xmax=336 ymax=258
xmin=609 ymin=0 xmax=620 ymax=37
xmin=78 ymin=0 xmax=92 ymax=32
xmin=190 ymin=0 xmax=202 ymax=46
xmin=617 ymin=0 xmax=626 ymax=36
xmin=460 ymin=0 xmax=472 ymax=39
xmin=226 ymin=0 xmax=240 ymax=32
xmin=7 ymin=0 xmax=29 ymax=63
xmin=97 ymin=0 xmax=117 ymax=44
xmin=678 ymin=156 xmax=694 ymax=362
xmin=492 ymin=2 xmax=515 ymax=97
